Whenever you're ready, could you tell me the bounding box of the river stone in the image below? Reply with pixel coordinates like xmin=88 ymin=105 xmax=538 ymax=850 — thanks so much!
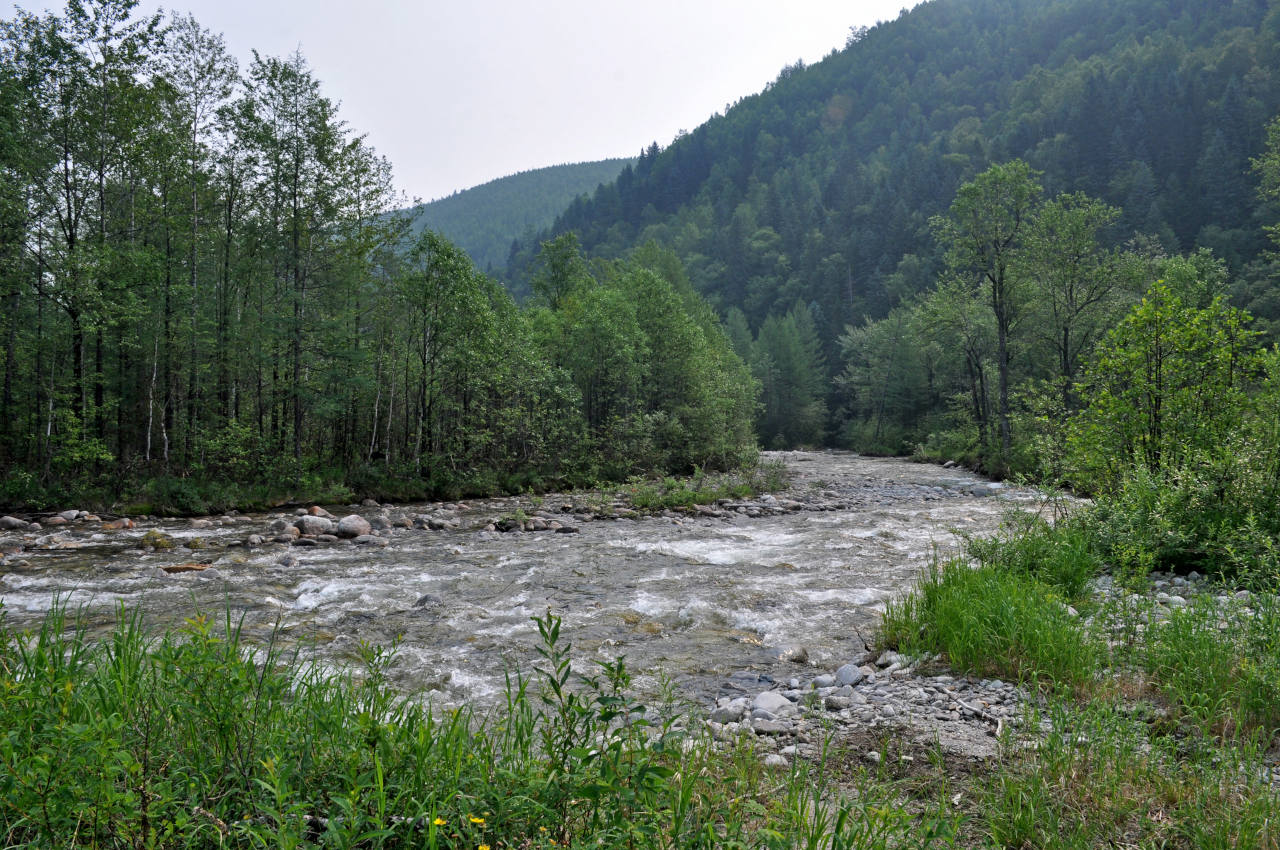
xmin=754 ymin=690 xmax=792 ymax=715
xmin=190 ymin=518 xmax=213 ymax=529
xmin=0 ymin=516 xmax=28 ymax=530
xmin=307 ymin=505 xmax=335 ymax=519
xmin=246 ymin=534 xmax=264 ymax=546
xmin=752 ymin=718 xmax=791 ymax=735
xmin=58 ymin=510 xmax=79 ymax=522
xmin=361 ymin=498 xmax=380 ymax=507
xmin=292 ymin=537 xmax=318 ymax=547
xmin=812 ymin=674 xmax=836 ymax=689
xmin=763 ymin=753 xmax=790 ymax=770
xmin=336 ymin=515 xmax=372 ymax=538
xmin=295 ymin=515 xmax=333 ymax=536
xmin=316 ymin=533 xmax=339 ymax=543
xmin=835 ymin=663 xmax=865 ymax=686
xmin=45 ymin=516 xmax=68 ymax=525
xmin=352 ymin=534 xmax=388 ymax=546
xmin=555 ymin=525 xmax=579 ymax=534
xmin=773 ymin=644 xmax=809 ymax=664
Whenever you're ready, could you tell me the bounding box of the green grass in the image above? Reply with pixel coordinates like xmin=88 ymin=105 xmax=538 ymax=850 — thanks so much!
xmin=0 ymin=604 xmax=955 ymax=849
xmin=880 ymin=558 xmax=1100 ymax=692
xmin=625 ymin=459 xmax=789 ymax=512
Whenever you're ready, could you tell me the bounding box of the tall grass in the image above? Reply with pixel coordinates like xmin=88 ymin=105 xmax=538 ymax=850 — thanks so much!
xmin=0 ymin=604 xmax=957 ymax=849
xmin=881 ymin=558 xmax=1100 ymax=691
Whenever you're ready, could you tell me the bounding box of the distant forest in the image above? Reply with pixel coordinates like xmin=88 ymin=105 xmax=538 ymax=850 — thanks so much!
xmin=506 ymin=0 xmax=1280 ymax=452
xmin=408 ymin=159 xmax=633 ymax=275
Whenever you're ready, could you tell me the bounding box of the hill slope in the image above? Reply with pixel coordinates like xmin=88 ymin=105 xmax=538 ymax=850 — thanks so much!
xmin=507 ymin=0 xmax=1280 ymax=348
xmin=408 ymin=158 xmax=634 ymax=272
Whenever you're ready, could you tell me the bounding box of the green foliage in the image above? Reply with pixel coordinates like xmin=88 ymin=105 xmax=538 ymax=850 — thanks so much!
xmin=0 ymin=604 xmax=959 ymax=849
xmin=965 ymin=512 xmax=1100 ymax=600
xmin=881 ymin=558 xmax=1099 ymax=691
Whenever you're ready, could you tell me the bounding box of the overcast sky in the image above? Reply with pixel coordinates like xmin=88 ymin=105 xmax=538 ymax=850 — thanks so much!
xmin=21 ymin=1 xmax=917 ymax=202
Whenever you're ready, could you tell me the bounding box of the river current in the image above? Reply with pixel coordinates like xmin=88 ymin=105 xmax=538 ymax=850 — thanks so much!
xmin=0 ymin=452 xmax=1054 ymax=706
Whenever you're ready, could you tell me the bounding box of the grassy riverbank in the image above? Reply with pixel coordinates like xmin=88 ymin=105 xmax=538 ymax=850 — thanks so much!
xmin=3 ymin=492 xmax=1278 ymax=847
xmin=0 ymin=457 xmax=789 ymax=518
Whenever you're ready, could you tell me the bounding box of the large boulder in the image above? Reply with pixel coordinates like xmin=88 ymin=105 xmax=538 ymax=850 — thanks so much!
xmin=0 ymin=516 xmax=29 ymax=531
xmin=336 ymin=514 xmax=372 ymax=538
xmin=295 ymin=515 xmax=333 ymax=536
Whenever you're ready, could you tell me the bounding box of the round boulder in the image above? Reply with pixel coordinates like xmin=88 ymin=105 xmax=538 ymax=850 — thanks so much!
xmin=295 ymin=515 xmax=333 ymax=536
xmin=336 ymin=514 xmax=372 ymax=538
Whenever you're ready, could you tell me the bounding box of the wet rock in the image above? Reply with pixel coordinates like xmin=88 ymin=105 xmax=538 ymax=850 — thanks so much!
xmin=246 ymin=534 xmax=264 ymax=546
xmin=361 ymin=498 xmax=380 ymax=508
xmin=368 ymin=515 xmax=392 ymax=532
xmin=308 ymin=505 xmax=336 ymax=519
xmin=0 ymin=516 xmax=29 ymax=531
xmin=555 ymin=525 xmax=579 ymax=534
xmin=58 ymin=510 xmax=80 ymax=522
xmin=352 ymin=534 xmax=388 ymax=546
xmin=292 ymin=537 xmax=319 ymax=547
xmin=102 ymin=518 xmax=134 ymax=530
xmin=184 ymin=537 xmax=207 ymax=550
xmin=295 ymin=515 xmax=333 ymax=536
xmin=276 ymin=554 xmax=299 ymax=568
xmin=140 ymin=529 xmax=177 ymax=550
xmin=190 ymin=518 xmax=214 ymax=529
xmin=336 ymin=514 xmax=372 ymax=538
xmin=162 ymin=563 xmax=208 ymax=574
xmin=45 ymin=516 xmax=68 ymax=526
xmin=773 ymin=644 xmax=809 ymax=664
xmin=316 ymin=533 xmax=339 ymax=543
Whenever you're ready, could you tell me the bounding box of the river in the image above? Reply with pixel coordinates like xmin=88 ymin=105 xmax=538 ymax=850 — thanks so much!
xmin=0 ymin=452 xmax=1054 ymax=707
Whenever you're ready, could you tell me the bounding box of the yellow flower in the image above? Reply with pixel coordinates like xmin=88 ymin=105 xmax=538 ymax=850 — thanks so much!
xmin=469 ymin=816 xmax=485 ymax=825
xmin=433 ymin=817 xmax=446 ymax=826
xmin=479 ymin=846 xmax=490 ymax=850
xmin=539 ymin=826 xmax=548 ymax=833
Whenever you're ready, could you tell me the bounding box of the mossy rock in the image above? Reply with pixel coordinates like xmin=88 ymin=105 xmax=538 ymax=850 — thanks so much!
xmin=140 ymin=529 xmax=176 ymax=550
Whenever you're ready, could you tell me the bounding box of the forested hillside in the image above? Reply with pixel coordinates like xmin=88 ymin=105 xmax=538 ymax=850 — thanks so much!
xmin=0 ymin=2 xmax=756 ymax=510
xmin=506 ymin=0 xmax=1280 ymax=449
xmin=407 ymin=158 xmax=633 ymax=274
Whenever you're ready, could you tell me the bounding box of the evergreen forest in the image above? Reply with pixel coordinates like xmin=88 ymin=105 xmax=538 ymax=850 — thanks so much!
xmin=408 ymin=158 xmax=634 ymax=275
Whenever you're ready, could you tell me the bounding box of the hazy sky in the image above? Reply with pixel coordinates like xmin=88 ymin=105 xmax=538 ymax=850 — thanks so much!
xmin=21 ymin=1 xmax=917 ymax=202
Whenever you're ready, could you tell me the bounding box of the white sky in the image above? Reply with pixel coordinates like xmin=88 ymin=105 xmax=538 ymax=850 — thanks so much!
xmin=19 ymin=1 xmax=917 ymax=202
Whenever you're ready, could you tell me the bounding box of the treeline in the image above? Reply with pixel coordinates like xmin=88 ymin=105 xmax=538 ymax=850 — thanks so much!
xmin=411 ymin=158 xmax=634 ymax=275
xmin=504 ymin=0 xmax=1280 ymax=445
xmin=842 ymin=154 xmax=1280 ymax=576
xmin=0 ymin=1 xmax=756 ymax=509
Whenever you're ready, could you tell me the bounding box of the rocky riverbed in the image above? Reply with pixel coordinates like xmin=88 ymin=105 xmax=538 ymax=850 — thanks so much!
xmin=1 ymin=451 xmax=1061 ymax=764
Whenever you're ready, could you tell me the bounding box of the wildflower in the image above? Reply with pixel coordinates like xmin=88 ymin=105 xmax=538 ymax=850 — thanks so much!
xmin=433 ymin=817 xmax=446 ymax=826
xmin=469 ymin=816 xmax=485 ymax=825
xmin=480 ymin=846 xmax=490 ymax=850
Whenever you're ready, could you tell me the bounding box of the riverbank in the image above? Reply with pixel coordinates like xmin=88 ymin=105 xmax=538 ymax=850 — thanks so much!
xmin=3 ymin=451 xmax=1276 ymax=845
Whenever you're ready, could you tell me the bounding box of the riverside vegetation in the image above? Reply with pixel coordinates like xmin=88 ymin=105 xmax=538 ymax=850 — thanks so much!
xmin=0 ymin=3 xmax=756 ymax=514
